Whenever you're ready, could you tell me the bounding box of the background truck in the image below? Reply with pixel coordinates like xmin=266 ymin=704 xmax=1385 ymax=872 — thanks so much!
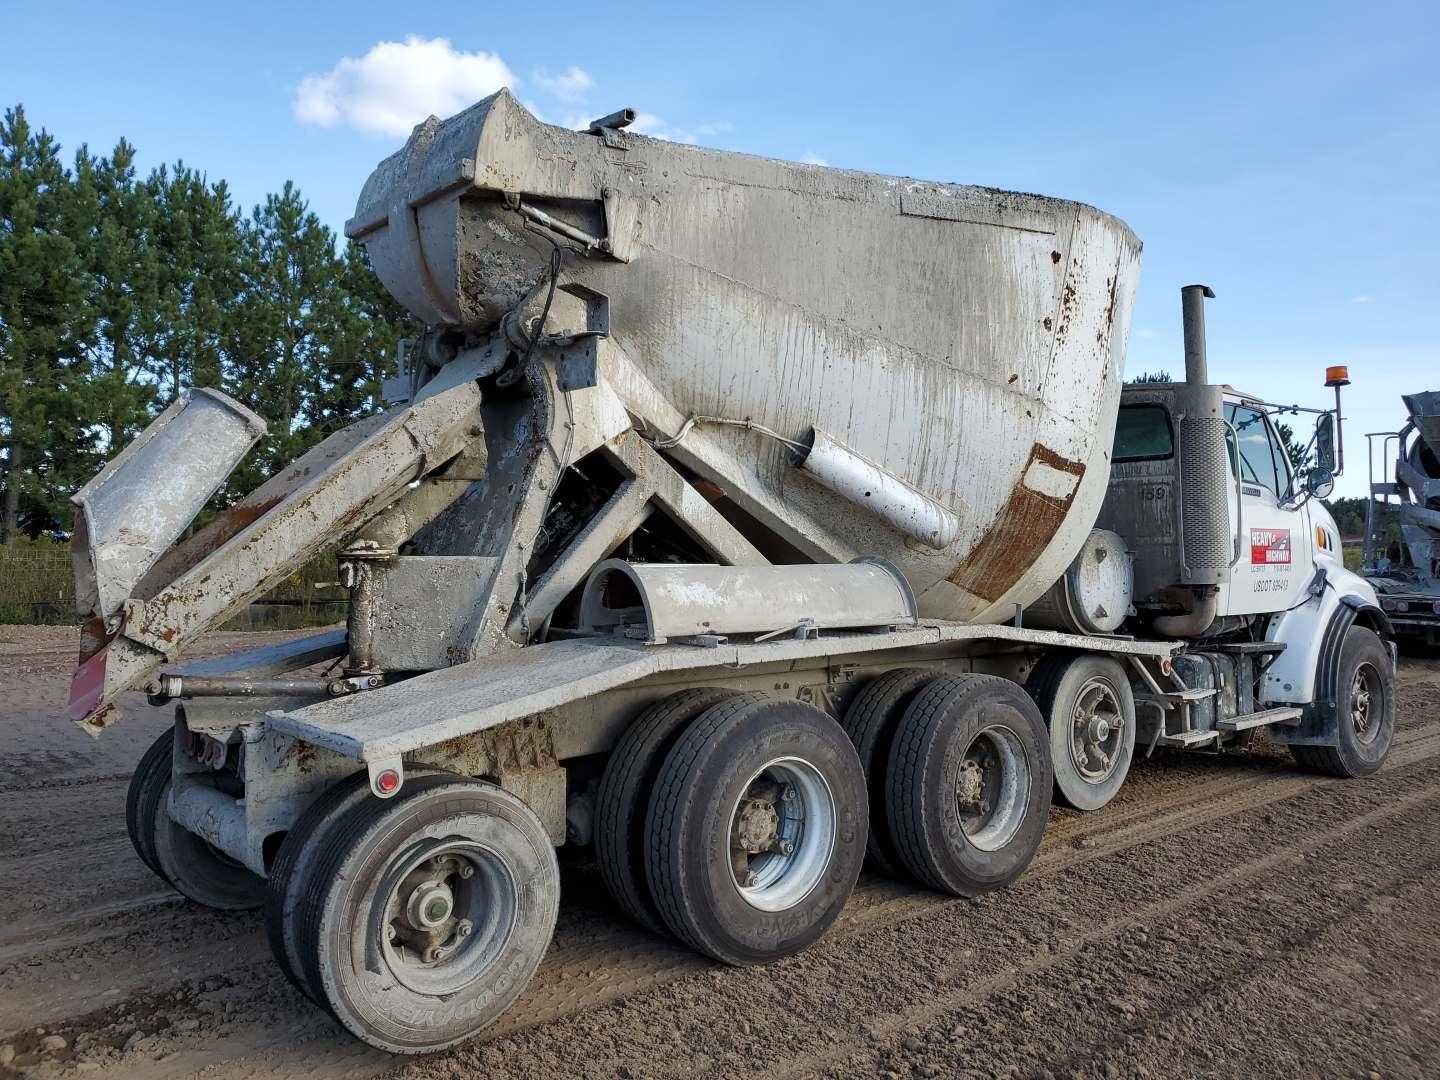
xmin=63 ymin=91 xmax=1395 ymax=1053
xmin=1363 ymin=390 xmax=1440 ymax=646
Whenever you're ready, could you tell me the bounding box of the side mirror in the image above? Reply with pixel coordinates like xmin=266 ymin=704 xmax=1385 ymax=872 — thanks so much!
xmin=1315 ymin=413 xmax=1337 ymax=473
xmin=1306 ymin=467 xmax=1335 ymax=500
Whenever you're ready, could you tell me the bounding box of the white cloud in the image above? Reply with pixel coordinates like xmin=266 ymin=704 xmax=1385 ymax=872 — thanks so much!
xmin=627 ymin=112 xmax=732 ymax=146
xmin=800 ymin=151 xmax=829 ymax=166
xmin=1350 ymin=294 xmax=1373 ymax=304
xmin=294 ymin=37 xmax=516 ymax=137
xmin=533 ymin=66 xmax=594 ymax=103
xmin=1135 ymin=328 xmax=1157 ymax=339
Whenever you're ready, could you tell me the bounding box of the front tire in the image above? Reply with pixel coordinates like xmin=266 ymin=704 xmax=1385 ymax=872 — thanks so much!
xmin=1027 ymin=654 xmax=1135 ymax=811
xmin=886 ymin=674 xmax=1052 ymax=896
xmin=645 ymin=697 xmax=867 ymax=966
xmin=1293 ymin=626 xmax=1395 ymax=778
xmin=294 ymin=775 xmax=559 ymax=1053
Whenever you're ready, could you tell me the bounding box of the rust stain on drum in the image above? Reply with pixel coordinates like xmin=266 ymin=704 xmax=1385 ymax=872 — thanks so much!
xmin=946 ymin=444 xmax=1086 ymax=603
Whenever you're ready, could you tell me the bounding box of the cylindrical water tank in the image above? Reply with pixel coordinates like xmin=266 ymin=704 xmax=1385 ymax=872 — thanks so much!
xmin=1025 ymin=529 xmax=1133 ymax=635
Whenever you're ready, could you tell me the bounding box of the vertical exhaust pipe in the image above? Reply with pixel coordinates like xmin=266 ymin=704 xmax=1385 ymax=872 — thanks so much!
xmin=1181 ymin=284 xmax=1215 ymax=386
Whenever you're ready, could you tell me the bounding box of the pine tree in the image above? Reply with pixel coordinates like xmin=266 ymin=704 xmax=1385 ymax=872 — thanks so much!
xmin=0 ymin=106 xmax=95 ymax=542
xmin=224 ymin=182 xmax=346 ymax=495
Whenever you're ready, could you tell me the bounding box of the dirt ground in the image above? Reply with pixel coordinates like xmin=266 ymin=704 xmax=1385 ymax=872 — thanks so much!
xmin=1 ymin=626 xmax=1437 ymax=1080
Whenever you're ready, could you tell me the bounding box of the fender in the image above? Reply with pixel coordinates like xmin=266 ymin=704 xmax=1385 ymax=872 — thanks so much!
xmin=1263 ymin=570 xmax=1393 ymax=745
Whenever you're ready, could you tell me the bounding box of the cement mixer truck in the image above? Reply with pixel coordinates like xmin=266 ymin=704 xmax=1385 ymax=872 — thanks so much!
xmin=1363 ymin=390 xmax=1440 ymax=646
xmin=63 ymin=91 xmax=1396 ymax=1053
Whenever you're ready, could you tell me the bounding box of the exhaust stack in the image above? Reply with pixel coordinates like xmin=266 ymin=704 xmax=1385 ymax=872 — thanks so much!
xmin=1181 ymin=284 xmax=1215 ymax=386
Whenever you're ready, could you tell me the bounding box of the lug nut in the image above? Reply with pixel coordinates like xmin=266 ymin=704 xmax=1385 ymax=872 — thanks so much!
xmin=456 ymin=920 xmax=472 ymax=939
xmin=743 ymin=870 xmax=759 ymax=887
xmin=779 ymin=839 xmax=795 ymax=855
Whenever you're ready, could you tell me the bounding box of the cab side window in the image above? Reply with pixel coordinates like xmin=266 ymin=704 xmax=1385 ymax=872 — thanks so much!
xmin=1225 ymin=404 xmax=1287 ymax=498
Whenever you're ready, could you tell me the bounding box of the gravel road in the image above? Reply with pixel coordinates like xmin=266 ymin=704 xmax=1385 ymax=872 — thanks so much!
xmin=1 ymin=625 xmax=1436 ymax=1079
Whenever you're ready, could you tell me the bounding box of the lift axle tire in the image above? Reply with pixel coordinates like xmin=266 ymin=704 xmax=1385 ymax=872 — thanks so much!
xmin=1293 ymin=626 xmax=1395 ymax=778
xmin=150 ymin=780 xmax=267 ymax=911
xmin=294 ymin=775 xmax=559 ymax=1053
xmin=1027 ymin=654 xmax=1136 ymax=811
xmin=645 ymin=696 xmax=867 ymax=967
xmin=595 ymin=688 xmax=741 ymax=934
xmin=265 ymin=771 xmax=374 ymax=1002
xmin=839 ymin=668 xmax=942 ymax=876
xmin=886 ymin=674 xmax=1052 ymax=896
xmin=126 ymin=727 xmax=176 ymax=880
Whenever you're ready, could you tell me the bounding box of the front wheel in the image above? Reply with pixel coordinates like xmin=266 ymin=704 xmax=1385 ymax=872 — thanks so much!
xmin=1293 ymin=626 xmax=1395 ymax=778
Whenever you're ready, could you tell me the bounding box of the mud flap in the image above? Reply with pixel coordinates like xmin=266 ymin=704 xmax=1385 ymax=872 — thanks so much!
xmin=1268 ymin=597 xmax=1393 ymax=747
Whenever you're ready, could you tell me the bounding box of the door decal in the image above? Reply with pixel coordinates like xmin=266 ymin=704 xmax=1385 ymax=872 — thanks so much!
xmin=1250 ymin=528 xmax=1292 ymax=565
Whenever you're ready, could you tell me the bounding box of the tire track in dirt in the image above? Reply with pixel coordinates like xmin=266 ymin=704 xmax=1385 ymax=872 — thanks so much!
xmin=428 ymin=744 xmax=1440 ymax=1080
xmin=758 ymin=776 xmax=1440 ymax=1079
xmin=14 ymin=719 xmax=1440 ymax=1078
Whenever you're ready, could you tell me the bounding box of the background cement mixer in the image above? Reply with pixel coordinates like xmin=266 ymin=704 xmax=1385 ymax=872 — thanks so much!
xmin=1365 ymin=389 xmax=1440 ymax=643
xmin=349 ymin=89 xmax=1140 ymax=628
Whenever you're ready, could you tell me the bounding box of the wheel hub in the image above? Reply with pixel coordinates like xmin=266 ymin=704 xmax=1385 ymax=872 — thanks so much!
xmin=1350 ymin=663 xmax=1380 ymax=742
xmin=955 ymin=724 xmax=1031 ymax=852
xmin=381 ymin=844 xmax=513 ymax=995
xmin=734 ymin=794 xmax=781 ymax=854
xmin=406 ymin=881 xmax=455 ymax=930
xmin=729 ymin=760 xmax=835 ymax=912
xmin=955 ymin=759 xmax=986 ymax=814
xmin=1071 ymin=678 xmax=1124 ymax=783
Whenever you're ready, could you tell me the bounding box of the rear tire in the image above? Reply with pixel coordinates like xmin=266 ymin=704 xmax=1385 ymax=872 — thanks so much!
xmin=151 ymin=786 xmax=267 ymax=911
xmin=595 ymin=688 xmax=741 ymax=933
xmin=126 ymin=728 xmax=176 ymax=880
xmin=1293 ymin=627 xmax=1395 ymax=778
xmin=294 ymin=774 xmax=559 ymax=1053
xmin=1027 ymin=654 xmax=1135 ymax=811
xmin=886 ymin=674 xmax=1052 ymax=896
xmin=839 ymin=668 xmax=942 ymax=876
xmin=645 ymin=697 xmax=867 ymax=966
xmin=265 ymin=771 xmax=386 ymax=1001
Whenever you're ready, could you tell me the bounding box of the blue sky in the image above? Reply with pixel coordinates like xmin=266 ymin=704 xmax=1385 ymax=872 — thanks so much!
xmin=5 ymin=0 xmax=1437 ymax=497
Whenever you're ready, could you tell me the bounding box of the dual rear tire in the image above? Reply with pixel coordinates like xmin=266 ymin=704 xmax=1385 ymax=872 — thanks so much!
xmin=597 ymin=692 xmax=868 ymax=965
xmin=841 ymin=671 xmax=1054 ymax=896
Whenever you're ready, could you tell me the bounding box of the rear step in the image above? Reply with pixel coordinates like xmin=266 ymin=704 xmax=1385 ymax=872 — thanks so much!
xmin=1215 ymin=706 xmax=1304 ymax=732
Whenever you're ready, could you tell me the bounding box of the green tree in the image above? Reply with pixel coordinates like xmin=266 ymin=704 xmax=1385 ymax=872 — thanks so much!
xmin=0 ymin=106 xmax=95 ymax=542
xmin=224 ymin=182 xmax=346 ymax=494
xmin=1274 ymin=421 xmax=1308 ymax=476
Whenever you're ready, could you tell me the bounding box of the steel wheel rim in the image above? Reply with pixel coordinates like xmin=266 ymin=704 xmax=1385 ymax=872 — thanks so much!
xmin=1349 ymin=662 xmax=1383 ymax=745
xmin=1069 ymin=676 xmax=1125 ymax=783
xmin=729 ymin=756 xmax=836 ymax=913
xmin=955 ymin=724 xmax=1031 ymax=851
xmin=380 ymin=839 xmax=518 ymax=996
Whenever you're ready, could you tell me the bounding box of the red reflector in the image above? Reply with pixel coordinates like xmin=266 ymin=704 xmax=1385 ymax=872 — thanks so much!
xmin=376 ymin=769 xmax=400 ymax=794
